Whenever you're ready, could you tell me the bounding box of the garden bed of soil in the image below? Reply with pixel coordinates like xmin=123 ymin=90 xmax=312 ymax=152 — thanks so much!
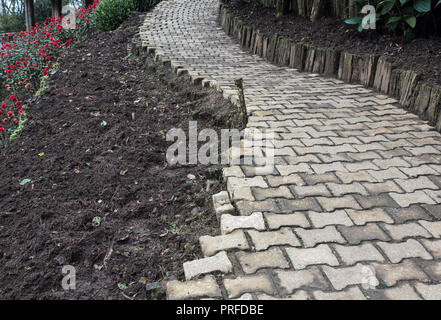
xmin=0 ymin=14 xmax=240 ymax=299
xmin=224 ymin=0 xmax=441 ymax=86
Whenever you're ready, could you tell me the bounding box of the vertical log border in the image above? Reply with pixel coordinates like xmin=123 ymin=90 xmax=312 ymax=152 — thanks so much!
xmin=219 ymin=2 xmax=441 ymax=132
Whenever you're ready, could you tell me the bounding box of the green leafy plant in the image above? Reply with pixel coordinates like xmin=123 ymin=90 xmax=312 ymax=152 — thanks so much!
xmin=94 ymin=0 xmax=136 ymax=32
xmin=345 ymin=0 xmax=441 ymax=41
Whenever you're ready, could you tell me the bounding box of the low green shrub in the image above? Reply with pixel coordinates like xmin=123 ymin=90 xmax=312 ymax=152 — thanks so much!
xmin=95 ymin=0 xmax=136 ymax=31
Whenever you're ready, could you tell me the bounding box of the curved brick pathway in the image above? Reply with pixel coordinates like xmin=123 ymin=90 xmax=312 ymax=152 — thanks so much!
xmin=140 ymin=0 xmax=441 ymax=300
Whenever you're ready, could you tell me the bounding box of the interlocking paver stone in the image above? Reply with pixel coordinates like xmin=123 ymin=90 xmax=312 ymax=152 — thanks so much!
xmin=285 ymin=244 xmax=339 ymax=270
xmin=274 ymin=267 xmax=329 ymax=294
xmin=313 ymin=287 xmax=367 ymax=300
xmin=142 ymin=0 xmax=441 ymax=299
xmin=220 ymin=212 xmax=265 ymax=234
xmin=419 ymin=220 xmax=441 ymax=237
xmin=367 ymin=283 xmax=421 ymax=300
xmin=295 ymin=226 xmax=346 ymax=247
xmin=237 ymin=248 xmax=289 ymax=274
xmin=308 ymin=210 xmax=353 ymax=228
xmin=338 ymin=223 xmax=390 ymax=245
xmin=248 ymin=228 xmax=300 ymax=251
xmin=321 ymin=264 xmax=372 ymax=291
xmin=420 ymin=239 xmax=441 ymax=258
xmin=167 ymin=275 xmax=222 ymax=300
xmin=223 ymin=273 xmax=276 ymax=299
xmin=389 ymin=191 xmax=436 ymax=207
xmin=199 ymin=230 xmax=250 ymax=257
xmin=183 ymin=251 xmax=233 ymax=280
xmin=373 ymin=260 xmax=429 ymax=287
xmin=377 ymin=239 xmax=432 ymax=263
xmin=316 ymin=195 xmax=362 ymax=211
xmin=385 ymin=206 xmax=432 ymax=223
xmin=381 ymin=222 xmax=432 ymax=240
xmin=264 ymin=213 xmax=310 ymax=229
xmin=334 ymin=243 xmax=384 ymax=265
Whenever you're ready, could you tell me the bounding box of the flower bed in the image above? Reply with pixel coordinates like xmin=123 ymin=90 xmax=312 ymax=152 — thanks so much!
xmin=0 ymin=0 xmax=100 ymax=141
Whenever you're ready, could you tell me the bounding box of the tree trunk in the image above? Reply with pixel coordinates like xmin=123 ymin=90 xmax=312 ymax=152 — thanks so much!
xmin=51 ymin=0 xmax=62 ymax=19
xmin=310 ymin=0 xmax=326 ymax=21
xmin=24 ymin=0 xmax=35 ymax=32
xmin=275 ymin=0 xmax=290 ymax=15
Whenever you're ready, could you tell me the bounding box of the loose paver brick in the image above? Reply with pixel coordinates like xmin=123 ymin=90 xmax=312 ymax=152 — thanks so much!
xmin=183 ymin=251 xmax=233 ymax=280
xmin=256 ymin=291 xmax=311 ymax=300
xmin=266 ymin=174 xmax=305 ymax=187
xmin=414 ymin=283 xmax=441 ymax=300
xmin=199 ymin=230 xmax=250 ymax=257
xmin=385 ymin=206 xmax=432 ymax=223
xmin=395 ymin=176 xmax=439 ymax=192
xmin=167 ymin=275 xmax=222 ymax=300
xmin=220 ymin=212 xmax=265 ymax=235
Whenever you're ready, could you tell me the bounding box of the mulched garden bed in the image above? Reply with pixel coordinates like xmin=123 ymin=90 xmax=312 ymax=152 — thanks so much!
xmin=224 ymin=0 xmax=441 ymax=86
xmin=0 ymin=14 xmax=240 ymax=299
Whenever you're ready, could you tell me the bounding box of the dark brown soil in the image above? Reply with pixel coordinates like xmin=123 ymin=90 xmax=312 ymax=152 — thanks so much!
xmin=224 ymin=0 xmax=441 ymax=86
xmin=0 ymin=14 xmax=241 ymax=300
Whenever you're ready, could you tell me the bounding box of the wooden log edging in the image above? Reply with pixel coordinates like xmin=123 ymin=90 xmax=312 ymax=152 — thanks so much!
xmin=219 ymin=3 xmax=441 ymax=132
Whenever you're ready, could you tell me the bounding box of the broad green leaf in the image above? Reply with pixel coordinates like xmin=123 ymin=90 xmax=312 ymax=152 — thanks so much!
xmin=387 ymin=16 xmax=402 ymax=24
xmin=358 ymin=24 xmax=364 ymax=32
xmin=414 ymin=0 xmax=431 ymax=13
xmin=381 ymin=0 xmax=395 ymax=15
xmin=405 ymin=16 xmax=417 ymax=28
xmin=436 ymin=0 xmax=441 ymax=7
xmin=399 ymin=0 xmax=410 ymax=4
xmin=387 ymin=21 xmax=399 ymax=30
xmin=344 ymin=17 xmax=362 ymax=24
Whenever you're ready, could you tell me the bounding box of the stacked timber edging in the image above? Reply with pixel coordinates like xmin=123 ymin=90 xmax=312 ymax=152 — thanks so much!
xmin=220 ymin=2 xmax=441 ymax=132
